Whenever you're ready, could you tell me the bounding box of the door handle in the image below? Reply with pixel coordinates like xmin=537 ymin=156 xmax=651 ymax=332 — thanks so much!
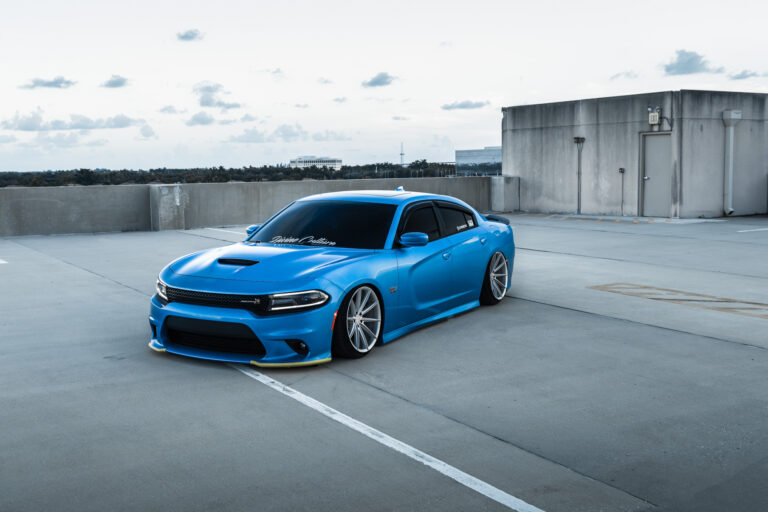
xmin=643 ymin=176 xmax=651 ymax=181
xmin=442 ymin=252 xmax=451 ymax=260
xmin=480 ymin=237 xmax=487 ymax=245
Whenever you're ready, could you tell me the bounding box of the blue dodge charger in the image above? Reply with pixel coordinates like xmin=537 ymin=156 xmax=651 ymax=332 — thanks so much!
xmin=149 ymin=189 xmax=515 ymax=367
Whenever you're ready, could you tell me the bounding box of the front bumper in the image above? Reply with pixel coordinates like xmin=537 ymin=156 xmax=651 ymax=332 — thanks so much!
xmin=148 ymin=295 xmax=335 ymax=367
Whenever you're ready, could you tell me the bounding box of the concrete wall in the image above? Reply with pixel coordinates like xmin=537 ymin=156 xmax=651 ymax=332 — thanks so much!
xmin=0 ymin=184 xmax=150 ymax=236
xmin=1 ymin=177 xmax=498 ymax=236
xmin=150 ymin=177 xmax=491 ymax=230
xmin=502 ymin=91 xmax=676 ymax=216
xmin=490 ymin=176 xmax=520 ymax=213
xmin=679 ymin=91 xmax=768 ymax=217
xmin=503 ymin=90 xmax=768 ymax=218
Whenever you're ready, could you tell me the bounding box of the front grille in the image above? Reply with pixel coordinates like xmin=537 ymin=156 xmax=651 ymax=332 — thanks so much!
xmin=165 ymin=285 xmax=268 ymax=314
xmin=165 ymin=316 xmax=266 ymax=356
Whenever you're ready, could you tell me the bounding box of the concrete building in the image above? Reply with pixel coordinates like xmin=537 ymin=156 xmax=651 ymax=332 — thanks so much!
xmin=455 ymin=146 xmax=502 ymax=175
xmin=502 ymin=90 xmax=768 ymax=217
xmin=289 ymin=156 xmax=342 ymax=171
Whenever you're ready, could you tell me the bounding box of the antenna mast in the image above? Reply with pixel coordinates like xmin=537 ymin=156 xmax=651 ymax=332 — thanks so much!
xmin=400 ymin=142 xmax=404 ymax=167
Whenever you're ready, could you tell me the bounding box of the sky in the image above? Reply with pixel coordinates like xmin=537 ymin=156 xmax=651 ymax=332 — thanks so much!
xmin=1 ymin=0 xmax=767 ymax=171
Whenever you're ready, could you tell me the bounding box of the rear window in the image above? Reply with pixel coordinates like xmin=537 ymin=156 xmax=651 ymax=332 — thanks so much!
xmin=402 ymin=206 xmax=441 ymax=241
xmin=438 ymin=206 xmax=476 ymax=236
xmin=251 ymin=200 xmax=397 ymax=249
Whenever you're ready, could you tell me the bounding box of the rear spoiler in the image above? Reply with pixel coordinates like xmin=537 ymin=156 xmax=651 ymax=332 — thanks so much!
xmin=483 ymin=214 xmax=510 ymax=225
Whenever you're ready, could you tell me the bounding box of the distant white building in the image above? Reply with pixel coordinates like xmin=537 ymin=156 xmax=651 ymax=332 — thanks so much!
xmin=455 ymin=146 xmax=502 ymax=175
xmin=289 ymin=156 xmax=342 ymax=171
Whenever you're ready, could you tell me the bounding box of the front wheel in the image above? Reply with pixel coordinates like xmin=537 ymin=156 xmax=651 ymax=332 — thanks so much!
xmin=332 ymin=285 xmax=382 ymax=359
xmin=480 ymin=251 xmax=508 ymax=305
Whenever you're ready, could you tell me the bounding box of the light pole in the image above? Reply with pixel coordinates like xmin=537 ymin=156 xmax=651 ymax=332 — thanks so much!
xmin=574 ymin=137 xmax=585 ymax=214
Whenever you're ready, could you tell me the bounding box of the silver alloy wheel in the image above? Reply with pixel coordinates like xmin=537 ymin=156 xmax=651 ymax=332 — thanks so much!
xmin=489 ymin=252 xmax=508 ymax=301
xmin=345 ymin=286 xmax=381 ymax=353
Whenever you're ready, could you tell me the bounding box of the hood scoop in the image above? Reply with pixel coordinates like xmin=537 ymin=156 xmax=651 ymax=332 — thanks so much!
xmin=217 ymin=258 xmax=259 ymax=266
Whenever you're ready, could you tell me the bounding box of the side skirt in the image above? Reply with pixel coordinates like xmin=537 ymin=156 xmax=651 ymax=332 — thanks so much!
xmin=382 ymin=300 xmax=480 ymax=344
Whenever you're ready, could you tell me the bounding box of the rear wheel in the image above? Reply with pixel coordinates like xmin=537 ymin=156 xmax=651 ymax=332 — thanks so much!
xmin=480 ymin=251 xmax=508 ymax=305
xmin=332 ymin=285 xmax=382 ymax=359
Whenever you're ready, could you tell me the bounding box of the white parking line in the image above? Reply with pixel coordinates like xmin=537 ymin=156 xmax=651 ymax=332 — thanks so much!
xmin=232 ymin=365 xmax=545 ymax=512
xmin=737 ymin=227 xmax=768 ymax=233
xmin=205 ymin=228 xmax=244 ymax=235
xmin=0 ymin=258 xmax=7 ymax=264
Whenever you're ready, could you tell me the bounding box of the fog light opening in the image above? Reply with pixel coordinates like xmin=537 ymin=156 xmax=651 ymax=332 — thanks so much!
xmin=285 ymin=339 xmax=309 ymax=356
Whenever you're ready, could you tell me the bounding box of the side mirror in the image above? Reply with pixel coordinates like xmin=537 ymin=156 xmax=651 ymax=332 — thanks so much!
xmin=246 ymin=224 xmax=260 ymax=236
xmin=399 ymin=232 xmax=429 ymax=247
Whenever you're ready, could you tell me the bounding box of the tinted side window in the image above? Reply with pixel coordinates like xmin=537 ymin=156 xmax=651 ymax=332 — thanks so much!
xmin=402 ymin=206 xmax=440 ymax=241
xmin=438 ymin=206 xmax=476 ymax=236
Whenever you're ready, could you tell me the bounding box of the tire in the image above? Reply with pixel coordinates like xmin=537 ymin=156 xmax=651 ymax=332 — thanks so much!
xmin=332 ymin=285 xmax=383 ymax=359
xmin=480 ymin=251 xmax=508 ymax=305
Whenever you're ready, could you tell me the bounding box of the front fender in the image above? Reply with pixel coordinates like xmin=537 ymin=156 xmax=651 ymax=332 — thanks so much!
xmin=319 ymin=251 xmax=399 ymax=335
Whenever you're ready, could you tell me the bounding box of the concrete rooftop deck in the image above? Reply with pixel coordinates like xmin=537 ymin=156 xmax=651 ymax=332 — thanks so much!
xmin=2 ymin=214 xmax=768 ymax=512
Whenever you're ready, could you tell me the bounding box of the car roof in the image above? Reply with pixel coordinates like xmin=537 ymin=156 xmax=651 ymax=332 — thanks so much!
xmin=298 ymin=189 xmax=468 ymax=206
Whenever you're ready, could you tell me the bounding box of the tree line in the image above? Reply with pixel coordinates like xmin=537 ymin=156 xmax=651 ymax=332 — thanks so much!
xmin=0 ymin=160 xmax=458 ymax=188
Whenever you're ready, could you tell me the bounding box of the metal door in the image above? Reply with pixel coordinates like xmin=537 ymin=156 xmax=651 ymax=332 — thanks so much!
xmin=641 ymin=133 xmax=673 ymax=217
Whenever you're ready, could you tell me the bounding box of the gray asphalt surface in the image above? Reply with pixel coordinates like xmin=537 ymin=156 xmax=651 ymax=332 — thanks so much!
xmin=2 ymin=214 xmax=768 ymax=511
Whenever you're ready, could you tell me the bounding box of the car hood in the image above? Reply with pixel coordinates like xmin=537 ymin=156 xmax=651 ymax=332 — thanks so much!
xmin=170 ymin=242 xmax=373 ymax=282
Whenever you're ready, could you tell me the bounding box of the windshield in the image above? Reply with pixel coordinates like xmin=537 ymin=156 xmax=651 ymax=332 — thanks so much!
xmin=250 ymin=200 xmax=397 ymax=249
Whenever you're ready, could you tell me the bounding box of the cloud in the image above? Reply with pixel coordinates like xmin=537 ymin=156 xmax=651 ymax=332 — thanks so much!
xmin=0 ymin=134 xmax=16 ymax=144
xmin=2 ymin=110 xmax=142 ymax=131
xmin=362 ymin=72 xmax=396 ymax=87
xmin=663 ymin=50 xmax=724 ymax=75
xmin=272 ymin=123 xmax=307 ymax=142
xmin=159 ymin=105 xmax=182 ymax=114
xmin=392 ymin=116 xmax=409 ymax=121
xmin=431 ymin=135 xmax=453 ymax=148
xmin=102 ymin=114 xmax=135 ymax=129
xmin=177 ymin=29 xmax=203 ymax=41
xmin=228 ymin=123 xmax=309 ymax=144
xmin=41 ymin=133 xmax=81 ymax=147
xmin=1 ymin=111 xmax=45 ymax=130
xmin=312 ymin=130 xmax=350 ymax=142
xmin=294 ymin=103 xmax=309 ymax=109
xmin=228 ymin=127 xmax=269 ymax=143
xmin=24 ymin=132 xmax=81 ymax=148
xmin=16 ymin=131 xmax=109 ymax=149
xmin=101 ymin=75 xmax=128 ymax=88
xmin=259 ymin=68 xmax=285 ymax=80
xmin=318 ymin=77 xmax=332 ymax=84
xmin=730 ymin=70 xmax=759 ymax=80
xmin=220 ymin=114 xmax=258 ymax=125
xmin=441 ymin=100 xmax=489 ymax=110
xmin=139 ymin=125 xmax=156 ymax=138
xmin=185 ymin=111 xmax=215 ymax=126
xmin=20 ymin=76 xmax=76 ymax=89
xmin=439 ymin=41 xmax=453 ymax=47
xmin=610 ymin=71 xmax=638 ymax=80
xmin=332 ymin=97 xmax=347 ymax=103
xmin=193 ymin=81 xmax=241 ymax=110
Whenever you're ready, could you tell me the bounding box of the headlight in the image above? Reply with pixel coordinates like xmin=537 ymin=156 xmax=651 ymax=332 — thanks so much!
xmin=156 ymin=279 xmax=168 ymax=301
xmin=268 ymin=290 xmax=329 ymax=311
